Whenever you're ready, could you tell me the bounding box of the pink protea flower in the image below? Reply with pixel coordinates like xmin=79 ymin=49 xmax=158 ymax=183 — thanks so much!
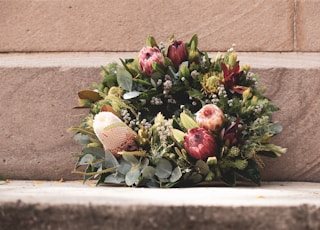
xmin=184 ymin=128 xmax=217 ymax=160
xmin=167 ymin=40 xmax=188 ymax=68
xmin=138 ymin=46 xmax=165 ymax=76
xmin=196 ymin=104 xmax=225 ymax=132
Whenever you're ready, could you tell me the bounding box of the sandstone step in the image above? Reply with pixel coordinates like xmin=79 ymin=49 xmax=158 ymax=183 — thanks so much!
xmin=0 ymin=52 xmax=320 ymax=182
xmin=0 ymin=180 xmax=319 ymax=230
xmin=1 ymin=0 xmax=320 ymax=52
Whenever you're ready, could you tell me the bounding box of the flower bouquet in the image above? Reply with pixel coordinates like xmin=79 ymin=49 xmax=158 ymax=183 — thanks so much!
xmin=69 ymin=35 xmax=286 ymax=187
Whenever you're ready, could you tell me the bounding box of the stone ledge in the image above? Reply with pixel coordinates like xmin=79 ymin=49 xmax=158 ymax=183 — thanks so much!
xmin=1 ymin=52 xmax=320 ymax=68
xmin=0 ymin=181 xmax=319 ymax=230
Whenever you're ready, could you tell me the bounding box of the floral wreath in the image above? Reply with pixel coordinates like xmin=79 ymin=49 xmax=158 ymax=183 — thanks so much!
xmin=69 ymin=34 xmax=286 ymax=187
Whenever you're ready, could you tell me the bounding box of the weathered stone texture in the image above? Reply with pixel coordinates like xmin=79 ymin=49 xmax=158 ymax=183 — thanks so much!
xmin=296 ymin=0 xmax=320 ymax=51
xmin=0 ymin=67 xmax=102 ymax=180
xmin=0 ymin=61 xmax=320 ymax=182
xmin=0 ymin=0 xmax=294 ymax=52
xmin=0 ymin=181 xmax=319 ymax=230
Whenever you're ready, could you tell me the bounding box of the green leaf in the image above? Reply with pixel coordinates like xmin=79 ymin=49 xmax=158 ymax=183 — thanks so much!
xmin=82 ymin=147 xmax=105 ymax=160
xmin=189 ymin=34 xmax=198 ymax=50
xmin=117 ymin=67 xmax=133 ymax=91
xmin=236 ymin=160 xmax=261 ymax=185
xmin=78 ymin=154 xmax=94 ymax=165
xmin=74 ymin=133 xmax=91 ymax=146
xmin=122 ymin=155 xmax=139 ymax=166
xmin=220 ymin=169 xmax=236 ymax=186
xmin=152 ymin=62 xmax=166 ymax=75
xmin=118 ymin=158 xmax=132 ymax=175
xmin=146 ymin=35 xmax=158 ymax=47
xmin=105 ymin=150 xmax=120 ymax=168
xmin=142 ymin=166 xmax=156 ymax=179
xmin=195 ymin=160 xmax=210 ymax=175
xmin=155 ymin=158 xmax=173 ymax=179
xmin=104 ymin=173 xmax=125 ymax=184
xmin=125 ymin=168 xmax=141 ymax=186
xmin=180 ymin=112 xmax=199 ymax=130
xmin=78 ymin=90 xmax=102 ymax=102
xmin=170 ymin=166 xmax=182 ymax=182
xmin=171 ymin=128 xmax=185 ymax=143
xmin=270 ymin=123 xmax=283 ymax=135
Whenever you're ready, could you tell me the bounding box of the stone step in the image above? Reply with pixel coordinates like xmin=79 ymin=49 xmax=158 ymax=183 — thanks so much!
xmin=1 ymin=0 xmax=320 ymax=52
xmin=1 ymin=52 xmax=320 ymax=182
xmin=0 ymin=180 xmax=319 ymax=230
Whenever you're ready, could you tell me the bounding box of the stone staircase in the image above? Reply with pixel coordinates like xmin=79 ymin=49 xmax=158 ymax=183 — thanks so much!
xmin=1 ymin=0 xmax=320 ymax=229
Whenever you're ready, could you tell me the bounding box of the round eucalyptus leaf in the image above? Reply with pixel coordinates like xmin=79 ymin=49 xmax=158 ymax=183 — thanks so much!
xmin=78 ymin=154 xmax=94 ymax=165
xmin=155 ymin=158 xmax=173 ymax=179
xmin=142 ymin=166 xmax=155 ymax=179
xmin=105 ymin=173 xmax=125 ymax=184
xmin=125 ymin=168 xmax=141 ymax=186
xmin=170 ymin=166 xmax=182 ymax=183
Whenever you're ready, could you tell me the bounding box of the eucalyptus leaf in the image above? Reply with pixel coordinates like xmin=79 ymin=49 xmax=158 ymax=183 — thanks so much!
xmin=105 ymin=150 xmax=120 ymax=168
xmin=82 ymin=147 xmax=105 ymax=160
xmin=78 ymin=154 xmax=94 ymax=165
xmin=195 ymin=160 xmax=210 ymax=175
xmin=170 ymin=166 xmax=182 ymax=183
xmin=118 ymin=158 xmax=132 ymax=175
xmin=74 ymin=133 xmax=91 ymax=146
xmin=117 ymin=67 xmax=133 ymax=91
xmin=142 ymin=166 xmax=155 ymax=179
xmin=270 ymin=123 xmax=283 ymax=135
xmin=155 ymin=158 xmax=173 ymax=179
xmin=105 ymin=173 xmax=125 ymax=184
xmin=125 ymin=168 xmax=141 ymax=186
xmin=122 ymin=155 xmax=139 ymax=166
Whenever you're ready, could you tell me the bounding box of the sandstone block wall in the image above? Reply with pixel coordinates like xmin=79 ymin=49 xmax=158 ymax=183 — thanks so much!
xmin=0 ymin=0 xmax=319 ymax=52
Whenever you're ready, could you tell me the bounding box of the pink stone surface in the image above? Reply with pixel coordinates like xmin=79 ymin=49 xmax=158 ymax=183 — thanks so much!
xmin=0 ymin=0 xmax=294 ymax=52
xmin=0 ymin=53 xmax=320 ymax=182
xmin=296 ymin=0 xmax=320 ymax=51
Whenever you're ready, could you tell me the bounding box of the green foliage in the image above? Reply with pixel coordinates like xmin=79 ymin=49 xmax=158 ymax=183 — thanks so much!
xmin=70 ymin=34 xmax=286 ymax=188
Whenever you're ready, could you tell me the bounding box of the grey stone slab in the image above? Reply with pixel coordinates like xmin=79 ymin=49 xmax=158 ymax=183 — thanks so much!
xmin=0 ymin=181 xmax=319 ymax=230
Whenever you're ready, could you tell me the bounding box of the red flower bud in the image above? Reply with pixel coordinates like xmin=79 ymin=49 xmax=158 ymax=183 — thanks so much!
xmin=184 ymin=128 xmax=217 ymax=160
xmin=138 ymin=46 xmax=165 ymax=76
xmin=167 ymin=40 xmax=188 ymax=68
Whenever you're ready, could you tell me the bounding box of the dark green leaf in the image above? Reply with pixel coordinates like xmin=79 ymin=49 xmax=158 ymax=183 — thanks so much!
xmin=236 ymin=160 xmax=261 ymax=185
xmin=220 ymin=169 xmax=236 ymax=186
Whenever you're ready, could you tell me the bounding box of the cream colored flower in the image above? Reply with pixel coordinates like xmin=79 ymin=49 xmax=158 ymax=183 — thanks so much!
xmin=196 ymin=104 xmax=225 ymax=132
xmin=93 ymin=112 xmax=136 ymax=157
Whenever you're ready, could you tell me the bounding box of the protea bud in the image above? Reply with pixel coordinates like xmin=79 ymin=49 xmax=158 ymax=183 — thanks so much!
xmin=138 ymin=46 xmax=165 ymax=76
xmin=93 ymin=112 xmax=137 ymax=157
xmin=184 ymin=128 xmax=218 ymax=160
xmin=167 ymin=40 xmax=188 ymax=68
xmin=196 ymin=104 xmax=225 ymax=132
